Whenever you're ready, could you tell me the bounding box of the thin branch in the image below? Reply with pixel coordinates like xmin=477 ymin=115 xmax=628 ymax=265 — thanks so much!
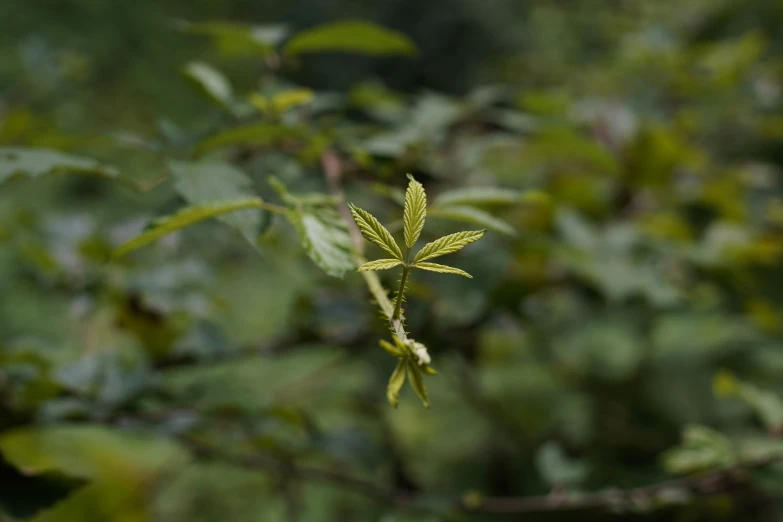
xmin=321 ymin=150 xmax=404 ymax=338
xmin=185 ymin=436 xmax=780 ymax=516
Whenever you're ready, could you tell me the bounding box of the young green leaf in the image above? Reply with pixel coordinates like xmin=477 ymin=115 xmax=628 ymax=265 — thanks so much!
xmin=406 ymin=359 xmax=430 ymax=408
xmin=358 ymin=259 xmax=403 ymax=272
xmin=348 ymin=204 xmax=403 ymax=260
xmin=413 ymin=262 xmax=472 ymax=278
xmin=387 ymin=359 xmax=407 ymax=408
xmin=112 ymin=198 xmax=266 ymax=259
xmin=414 ymin=230 xmax=486 ymax=263
xmin=380 ymin=339 xmax=404 ymax=358
xmin=403 ymin=175 xmax=427 ymax=247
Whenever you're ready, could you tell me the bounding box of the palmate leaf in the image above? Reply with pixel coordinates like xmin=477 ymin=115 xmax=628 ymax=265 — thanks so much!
xmin=414 ymin=229 xmax=486 ymax=263
xmin=413 ymin=262 xmax=472 ymax=278
xmin=283 ymin=20 xmax=417 ymax=57
xmin=403 ymin=175 xmax=426 ymax=247
xmin=358 ymin=259 xmax=403 ymax=272
xmin=348 ymin=204 xmax=403 ymax=260
xmin=112 ymin=198 xmax=266 ymax=259
xmin=387 ymin=359 xmax=407 ymax=408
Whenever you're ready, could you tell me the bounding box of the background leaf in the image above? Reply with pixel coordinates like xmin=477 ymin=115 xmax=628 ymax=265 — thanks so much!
xmin=182 ymin=62 xmax=235 ymax=111
xmin=112 ymin=198 xmax=266 ymax=258
xmin=284 ymin=20 xmax=417 ymax=57
xmin=0 ymin=147 xmax=117 ymax=184
xmin=429 ymin=205 xmax=515 ymax=236
xmin=168 ymin=159 xmax=266 ymax=247
xmin=288 ymin=207 xmax=355 ymax=278
xmin=433 ymin=186 xmax=524 ymax=207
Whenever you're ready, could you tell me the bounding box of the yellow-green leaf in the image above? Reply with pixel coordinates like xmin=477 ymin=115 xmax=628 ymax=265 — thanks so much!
xmin=406 ymin=359 xmax=430 ymax=408
xmin=403 ymin=174 xmax=427 ymax=247
xmin=348 ymin=204 xmax=403 ymax=260
xmin=284 ymin=20 xmax=417 ymax=57
xmin=387 ymin=359 xmax=407 ymax=407
xmin=380 ymin=339 xmax=404 ymax=357
xmin=272 ymin=89 xmax=314 ymax=112
xmin=413 ymin=262 xmax=472 ymax=278
xmin=358 ymin=259 xmax=403 ymax=272
xmin=112 ymin=198 xmax=266 ymax=259
xmin=414 ymin=229 xmax=486 ymax=263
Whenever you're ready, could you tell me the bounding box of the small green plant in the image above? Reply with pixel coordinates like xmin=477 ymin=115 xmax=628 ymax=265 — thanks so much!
xmin=349 ymin=175 xmax=486 ymax=407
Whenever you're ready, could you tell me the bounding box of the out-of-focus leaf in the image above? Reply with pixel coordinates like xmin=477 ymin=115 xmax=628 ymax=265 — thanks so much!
xmin=433 ymin=187 xmax=525 ymax=207
xmin=182 ymin=62 xmax=234 ymax=111
xmin=112 ymin=198 xmax=266 ymax=258
xmin=0 ymin=147 xmax=117 ymax=184
xmin=714 ymin=371 xmax=783 ymax=431
xmin=194 ymin=123 xmax=305 ymax=156
xmin=284 ymin=21 xmax=417 ymax=57
xmin=0 ymin=426 xmax=188 ymax=479
xmin=387 ymin=359 xmax=406 ymax=408
xmin=250 ymin=89 xmax=315 ymax=114
xmin=662 ymin=425 xmax=736 ymax=474
xmin=31 ymin=482 xmax=145 ymax=522
xmin=553 ymin=321 xmax=642 ymax=381
xmin=429 ymin=205 xmax=516 ymax=236
xmin=288 ymin=207 xmax=355 ymax=278
xmin=168 ymin=159 xmax=266 ymax=246
xmin=535 ymin=442 xmax=589 ymax=486
xmin=182 ymin=20 xmax=288 ymax=56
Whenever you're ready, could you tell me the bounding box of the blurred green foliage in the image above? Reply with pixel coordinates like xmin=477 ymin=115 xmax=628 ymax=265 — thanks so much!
xmin=4 ymin=1 xmax=783 ymax=521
